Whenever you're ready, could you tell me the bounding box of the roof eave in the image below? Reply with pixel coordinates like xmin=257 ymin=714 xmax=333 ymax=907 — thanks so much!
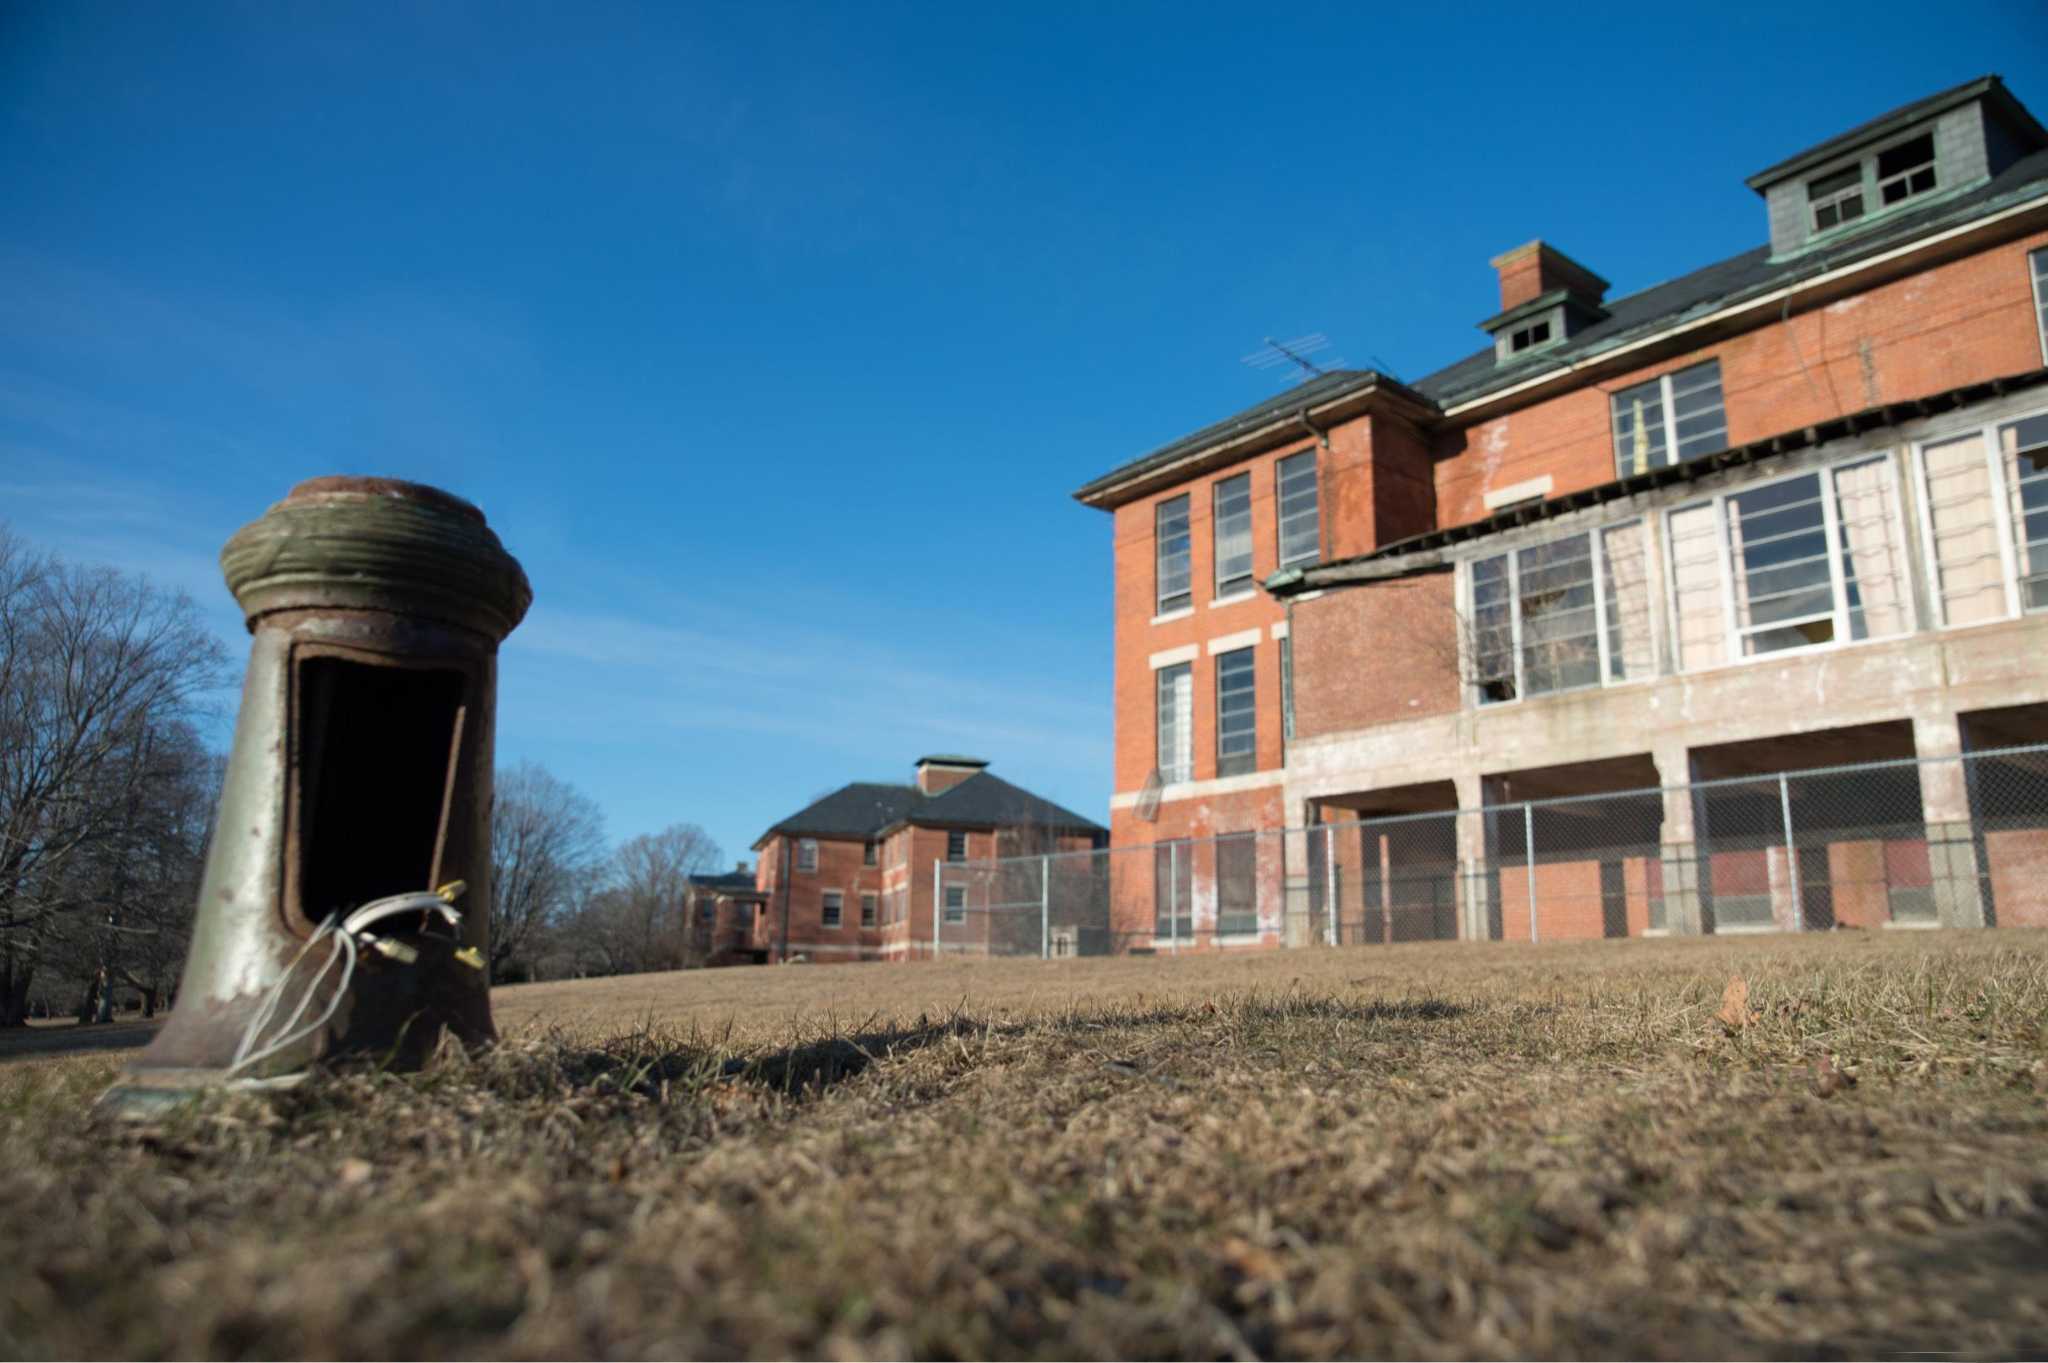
xmin=1072 ymin=377 xmax=1439 ymax=510
xmin=1743 ymin=75 xmax=2007 ymax=191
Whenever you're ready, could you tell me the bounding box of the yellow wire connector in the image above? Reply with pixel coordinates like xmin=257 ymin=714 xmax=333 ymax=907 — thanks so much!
xmin=436 ymin=880 xmax=469 ymax=904
xmin=453 ymin=946 xmax=485 ymax=971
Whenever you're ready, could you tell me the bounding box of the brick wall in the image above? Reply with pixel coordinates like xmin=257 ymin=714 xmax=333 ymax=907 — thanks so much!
xmin=1433 ymin=229 xmax=2048 ymax=529
xmin=1290 ymin=572 xmax=1461 ymax=741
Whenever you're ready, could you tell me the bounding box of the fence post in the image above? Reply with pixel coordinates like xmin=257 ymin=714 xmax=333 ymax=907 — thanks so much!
xmin=1524 ymin=803 xmax=1538 ymax=943
xmin=931 ymin=857 xmax=941 ymax=959
xmin=1324 ymin=825 xmax=1338 ymax=946
xmin=1169 ymin=840 xmax=1180 ymax=954
xmin=1040 ymin=854 xmax=1050 ymax=960
xmin=1780 ymin=773 xmax=1803 ymax=931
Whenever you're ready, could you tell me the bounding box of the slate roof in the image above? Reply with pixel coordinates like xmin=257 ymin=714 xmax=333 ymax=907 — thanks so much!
xmin=754 ymin=771 xmax=1105 ymax=848
xmin=1072 ymin=96 xmax=2048 ymax=506
xmin=688 ymin=870 xmax=766 ymax=895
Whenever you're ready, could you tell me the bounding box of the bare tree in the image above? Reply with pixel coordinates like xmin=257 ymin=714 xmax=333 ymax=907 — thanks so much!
xmin=0 ymin=528 xmax=228 ymax=1025
xmin=489 ymin=761 xmax=606 ymax=981
xmin=557 ymin=823 xmax=721 ymax=977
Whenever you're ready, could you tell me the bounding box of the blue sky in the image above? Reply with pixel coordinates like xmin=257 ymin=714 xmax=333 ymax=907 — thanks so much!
xmin=5 ymin=2 xmax=2046 ymax=863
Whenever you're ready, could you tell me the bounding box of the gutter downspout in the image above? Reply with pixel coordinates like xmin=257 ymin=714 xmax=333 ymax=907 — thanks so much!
xmin=779 ymin=836 xmax=792 ymax=963
xmin=1298 ymin=408 xmax=1333 ymax=564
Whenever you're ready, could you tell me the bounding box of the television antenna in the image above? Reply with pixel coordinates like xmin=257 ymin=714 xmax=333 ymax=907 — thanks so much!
xmin=1241 ymin=334 xmax=1347 ymax=386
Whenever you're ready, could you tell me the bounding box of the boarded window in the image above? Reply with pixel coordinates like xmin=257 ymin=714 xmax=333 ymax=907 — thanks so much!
xmin=1216 ymin=834 xmax=1258 ymax=937
xmin=1156 ymin=662 xmax=1193 ymax=783
xmin=1667 ymin=501 xmax=1728 ymax=670
xmin=796 ymin=838 xmax=818 ymax=873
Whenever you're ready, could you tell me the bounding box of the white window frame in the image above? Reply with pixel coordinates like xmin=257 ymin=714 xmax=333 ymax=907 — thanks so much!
xmin=1156 ymin=660 xmax=1194 ymax=784
xmin=1214 ymin=645 xmax=1257 ymax=776
xmin=942 ymin=884 xmax=967 ymax=925
xmin=1909 ymin=409 xmax=2048 ymax=628
xmin=821 ymin=890 xmax=842 ymax=928
xmin=796 ymin=838 xmax=818 ymax=873
xmin=1464 ymin=518 xmax=1649 ymax=708
xmin=860 ymin=892 xmax=878 ymax=928
xmin=1610 ymin=360 xmax=1727 ymax=475
xmin=1665 ymin=451 xmax=1914 ymax=672
xmin=2031 ymin=248 xmax=2048 ymax=365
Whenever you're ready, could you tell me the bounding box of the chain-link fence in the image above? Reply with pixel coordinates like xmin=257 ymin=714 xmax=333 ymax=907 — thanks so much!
xmin=935 ymin=743 xmax=2048 ymax=957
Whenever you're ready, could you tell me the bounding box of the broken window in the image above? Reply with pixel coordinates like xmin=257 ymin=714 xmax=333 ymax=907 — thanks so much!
xmin=1669 ymin=454 xmax=1908 ymax=666
xmin=1213 ymin=473 xmax=1254 ymax=596
xmin=1876 ymin=132 xmax=1937 ymax=207
xmin=1469 ymin=521 xmax=1650 ymax=706
xmin=946 ymin=829 xmax=967 ymax=862
xmin=1611 ymin=360 xmax=1726 ymax=475
xmin=1155 ymin=495 xmax=1192 ymax=614
xmin=1509 ymin=318 xmax=1552 ymax=352
xmin=2001 ymin=413 xmax=2048 ymax=612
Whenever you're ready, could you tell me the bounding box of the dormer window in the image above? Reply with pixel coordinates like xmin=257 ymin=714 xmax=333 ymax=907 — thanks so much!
xmin=1805 ymin=130 xmax=1941 ymax=237
xmin=1876 ymin=132 xmax=1937 ymax=206
xmin=1509 ymin=319 xmax=1552 ymax=352
xmin=1808 ymin=165 xmax=1865 ymax=232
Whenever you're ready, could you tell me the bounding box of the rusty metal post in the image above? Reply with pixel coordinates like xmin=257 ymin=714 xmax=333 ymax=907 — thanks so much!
xmin=101 ymin=478 xmax=530 ymax=1116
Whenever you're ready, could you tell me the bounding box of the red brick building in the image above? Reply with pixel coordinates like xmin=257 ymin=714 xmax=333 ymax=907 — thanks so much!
xmin=752 ymin=756 xmax=1107 ymax=961
xmin=1076 ymin=75 xmax=2048 ymax=946
xmin=682 ymin=866 xmax=773 ymax=966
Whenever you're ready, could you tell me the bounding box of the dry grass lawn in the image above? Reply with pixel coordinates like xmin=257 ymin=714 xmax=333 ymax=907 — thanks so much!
xmin=4 ymin=931 xmax=2046 ymax=1359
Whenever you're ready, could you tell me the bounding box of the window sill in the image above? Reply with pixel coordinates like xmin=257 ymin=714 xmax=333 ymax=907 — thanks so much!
xmin=1210 ymin=590 xmax=1258 ymax=609
xmin=1881 ymin=917 xmax=1942 ymax=930
xmin=1214 ymin=932 xmax=1264 ymax=946
xmin=1151 ymin=606 xmax=1195 ymax=626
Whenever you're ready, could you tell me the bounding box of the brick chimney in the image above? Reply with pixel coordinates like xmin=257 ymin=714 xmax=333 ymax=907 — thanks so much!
xmin=1489 ymin=240 xmax=1609 ymax=313
xmin=915 ymin=754 xmax=988 ymax=795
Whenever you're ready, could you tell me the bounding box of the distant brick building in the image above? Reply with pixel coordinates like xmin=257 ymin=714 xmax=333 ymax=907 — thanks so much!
xmin=1076 ymin=75 xmax=2048 ymax=946
xmin=683 ymin=865 xmax=772 ymax=966
xmin=752 ymin=756 xmax=1107 ymax=961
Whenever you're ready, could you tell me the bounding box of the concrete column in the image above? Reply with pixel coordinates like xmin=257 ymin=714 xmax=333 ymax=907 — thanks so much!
xmin=1282 ymin=801 xmax=1316 ymax=948
xmin=1653 ymin=743 xmax=1707 ymax=935
xmin=1912 ymin=712 xmax=1987 ymax=928
xmin=1453 ymin=772 xmax=1489 ymax=941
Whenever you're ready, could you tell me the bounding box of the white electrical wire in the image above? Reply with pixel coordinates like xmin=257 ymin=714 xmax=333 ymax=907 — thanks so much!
xmin=223 ymin=890 xmax=465 ymax=1082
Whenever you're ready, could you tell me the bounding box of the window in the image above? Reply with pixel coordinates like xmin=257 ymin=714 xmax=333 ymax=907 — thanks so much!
xmin=1470 ymin=523 xmax=1651 ymax=705
xmin=1153 ymin=842 xmax=1190 ymax=940
xmin=821 ymin=891 xmax=842 ymax=928
xmin=1509 ymin=318 xmax=1552 ymax=352
xmin=1156 ymin=495 xmax=1192 ymax=614
xmin=1612 ymin=360 xmax=1726 ymax=475
xmin=1809 ymin=131 xmax=1938 ymax=236
xmin=1213 ymin=473 xmax=1253 ymax=596
xmin=1275 ymin=451 xmax=1320 ymax=568
xmin=942 ymin=885 xmax=966 ymax=924
xmin=2032 ymin=249 xmax=2048 ymax=362
xmin=863 ymin=840 xmax=877 ymax=866
xmin=1216 ymin=833 xmax=1257 ymax=937
xmin=1215 ymin=647 xmax=1256 ymax=776
xmin=860 ymin=892 xmax=877 ymax=928
xmin=796 ymin=838 xmax=817 ymax=873
xmin=946 ymin=829 xmax=967 ymax=862
xmin=1156 ymin=661 xmax=1193 ymax=783
xmin=1919 ymin=413 xmax=2048 ymax=624
xmin=1279 ymin=634 xmax=1294 ymax=742
xmin=1808 ymin=164 xmax=1865 ymax=232
xmin=1668 ymin=455 xmax=1909 ymax=667
xmin=1875 ymin=132 xmax=1936 ymax=207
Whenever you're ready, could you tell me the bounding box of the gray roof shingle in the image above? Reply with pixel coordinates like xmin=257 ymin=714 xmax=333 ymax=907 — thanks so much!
xmin=754 ymin=772 xmax=1105 ymax=848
